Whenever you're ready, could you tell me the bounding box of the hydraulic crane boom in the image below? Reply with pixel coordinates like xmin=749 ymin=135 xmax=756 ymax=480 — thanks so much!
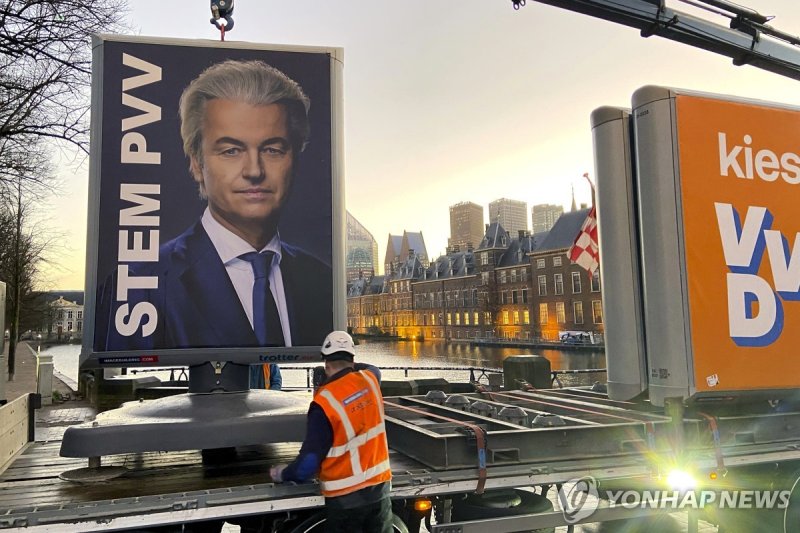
xmin=512 ymin=0 xmax=800 ymax=81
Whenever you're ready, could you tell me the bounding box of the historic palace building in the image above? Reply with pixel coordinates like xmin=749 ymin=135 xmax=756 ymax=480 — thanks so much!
xmin=347 ymin=209 xmax=604 ymax=344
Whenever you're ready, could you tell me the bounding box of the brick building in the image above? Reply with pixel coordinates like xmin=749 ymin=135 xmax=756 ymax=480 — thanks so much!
xmin=348 ymin=211 xmax=604 ymax=344
xmin=529 ymin=209 xmax=604 ymax=341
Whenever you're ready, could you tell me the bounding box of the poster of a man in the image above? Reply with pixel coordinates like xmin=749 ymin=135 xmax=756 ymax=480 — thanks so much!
xmin=87 ymin=37 xmax=340 ymax=362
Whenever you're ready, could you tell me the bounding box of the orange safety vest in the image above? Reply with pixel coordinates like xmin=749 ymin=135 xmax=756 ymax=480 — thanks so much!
xmin=315 ymin=370 xmax=391 ymax=498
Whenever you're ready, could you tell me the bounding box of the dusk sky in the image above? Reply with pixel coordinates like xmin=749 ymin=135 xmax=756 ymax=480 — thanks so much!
xmin=45 ymin=0 xmax=800 ymax=289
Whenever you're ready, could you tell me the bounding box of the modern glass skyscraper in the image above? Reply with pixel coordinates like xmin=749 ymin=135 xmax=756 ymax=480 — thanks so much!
xmin=346 ymin=211 xmax=379 ymax=281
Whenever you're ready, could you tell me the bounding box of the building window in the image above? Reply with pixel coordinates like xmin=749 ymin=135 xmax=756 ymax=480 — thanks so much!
xmin=513 ymin=311 xmax=520 ymax=325
xmin=455 ymin=313 xmax=460 ymax=325
xmin=538 ymin=275 xmax=547 ymax=296
xmin=474 ymin=312 xmax=479 ymax=325
xmin=591 ymin=270 xmax=601 ymax=292
xmin=537 ymin=258 xmax=545 ymax=269
xmin=512 ymin=290 xmax=518 ymax=304
xmin=510 ymin=269 xmax=517 ymax=283
xmin=58 ymin=310 xmax=64 ymax=320
xmin=481 ymin=272 xmax=489 ymax=285
xmin=556 ymin=302 xmax=566 ymax=324
xmin=553 ymin=256 xmax=562 ymax=267
xmin=481 ymin=252 xmax=488 ymax=265
xmin=539 ymin=303 xmax=549 ymax=325
xmin=465 ymin=312 xmax=470 ymax=325
xmin=522 ymin=288 xmax=528 ymax=304
xmin=77 ymin=321 xmax=82 ymax=332
xmin=554 ymin=273 xmax=564 ymax=295
xmin=500 ymin=271 xmax=507 ymax=284
xmin=520 ymin=268 xmax=528 ymax=281
xmin=574 ymin=301 xmax=584 ymax=324
xmin=503 ymin=310 xmax=509 ymax=325
xmin=572 ymin=271 xmax=582 ymax=293
xmin=77 ymin=311 xmax=83 ymax=319
xmin=593 ymin=300 xmax=603 ymax=323
xmin=447 ymin=313 xmax=452 ymax=325
xmin=484 ymin=312 xmax=491 ymax=325
xmin=67 ymin=321 xmax=73 ymax=331
xmin=501 ymin=291 xmax=508 ymax=304
xmin=523 ymin=310 xmax=530 ymax=324
xmin=67 ymin=311 xmax=73 ymax=319
xmin=472 ymin=289 xmax=478 ymax=305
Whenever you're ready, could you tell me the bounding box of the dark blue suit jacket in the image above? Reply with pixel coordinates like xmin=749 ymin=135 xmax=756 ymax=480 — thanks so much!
xmin=96 ymin=221 xmax=333 ymax=351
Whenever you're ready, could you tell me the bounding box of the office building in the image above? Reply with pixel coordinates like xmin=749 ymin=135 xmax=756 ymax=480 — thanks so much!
xmin=532 ymin=203 xmax=564 ymax=233
xmin=489 ymin=198 xmax=528 ymax=237
xmin=448 ymin=201 xmax=484 ymax=252
xmin=346 ymin=211 xmax=379 ymax=281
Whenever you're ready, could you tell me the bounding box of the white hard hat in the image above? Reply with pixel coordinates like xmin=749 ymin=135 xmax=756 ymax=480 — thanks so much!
xmin=321 ymin=330 xmax=356 ymax=360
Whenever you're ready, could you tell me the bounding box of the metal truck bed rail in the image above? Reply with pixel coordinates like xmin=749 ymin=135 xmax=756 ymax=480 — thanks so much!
xmin=4 ymin=390 xmax=800 ymax=530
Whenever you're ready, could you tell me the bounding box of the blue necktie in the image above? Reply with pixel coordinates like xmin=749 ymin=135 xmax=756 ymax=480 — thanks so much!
xmin=239 ymin=251 xmax=285 ymax=346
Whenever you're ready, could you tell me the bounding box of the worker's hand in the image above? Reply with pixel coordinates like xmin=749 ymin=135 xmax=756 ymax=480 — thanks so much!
xmin=270 ymin=464 xmax=287 ymax=483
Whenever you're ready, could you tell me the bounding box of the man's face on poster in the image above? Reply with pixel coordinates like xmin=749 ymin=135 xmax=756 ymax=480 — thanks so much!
xmin=190 ymin=98 xmax=294 ymax=235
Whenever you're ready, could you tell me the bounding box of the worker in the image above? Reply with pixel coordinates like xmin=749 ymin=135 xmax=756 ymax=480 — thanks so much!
xmin=270 ymin=331 xmax=392 ymax=532
xmin=250 ymin=363 xmax=282 ymax=390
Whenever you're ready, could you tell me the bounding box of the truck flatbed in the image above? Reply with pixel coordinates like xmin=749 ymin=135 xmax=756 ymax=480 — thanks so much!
xmin=4 ymin=389 xmax=800 ymax=531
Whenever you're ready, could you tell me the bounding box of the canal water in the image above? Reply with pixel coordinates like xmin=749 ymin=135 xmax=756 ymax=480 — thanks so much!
xmin=43 ymin=339 xmax=607 ymax=390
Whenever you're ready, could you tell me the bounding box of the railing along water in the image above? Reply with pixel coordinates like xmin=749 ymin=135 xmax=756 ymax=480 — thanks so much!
xmin=127 ymin=365 xmax=608 ymax=390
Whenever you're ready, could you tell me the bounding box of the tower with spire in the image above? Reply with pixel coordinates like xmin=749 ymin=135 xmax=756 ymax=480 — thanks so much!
xmin=571 ymin=184 xmax=577 ymax=212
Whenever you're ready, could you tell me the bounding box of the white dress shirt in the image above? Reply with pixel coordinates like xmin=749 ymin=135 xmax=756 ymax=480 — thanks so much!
xmin=201 ymin=208 xmax=292 ymax=346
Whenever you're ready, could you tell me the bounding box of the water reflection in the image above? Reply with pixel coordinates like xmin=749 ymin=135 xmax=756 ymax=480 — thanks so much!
xmin=355 ymin=338 xmax=605 ymax=370
xmin=355 ymin=339 xmax=606 ymax=387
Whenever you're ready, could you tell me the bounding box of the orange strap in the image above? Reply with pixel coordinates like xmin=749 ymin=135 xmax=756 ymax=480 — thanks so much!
xmin=386 ymin=401 xmax=488 ymax=494
xmin=698 ymin=412 xmax=727 ymax=476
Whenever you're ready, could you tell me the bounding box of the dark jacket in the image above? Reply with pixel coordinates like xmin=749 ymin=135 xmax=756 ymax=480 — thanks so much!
xmin=95 ymin=221 xmax=333 ymax=351
xmin=282 ymin=364 xmax=388 ymax=508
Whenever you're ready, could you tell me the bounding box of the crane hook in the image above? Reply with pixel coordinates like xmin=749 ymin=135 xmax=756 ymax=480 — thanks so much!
xmin=210 ymin=0 xmax=235 ymax=32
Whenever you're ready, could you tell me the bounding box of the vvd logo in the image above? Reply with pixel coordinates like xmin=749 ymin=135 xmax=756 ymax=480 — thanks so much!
xmin=716 ymin=203 xmax=800 ymax=346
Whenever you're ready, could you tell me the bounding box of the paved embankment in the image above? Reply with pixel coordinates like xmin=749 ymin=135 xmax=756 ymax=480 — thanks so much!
xmin=2 ymin=341 xmax=95 ymax=441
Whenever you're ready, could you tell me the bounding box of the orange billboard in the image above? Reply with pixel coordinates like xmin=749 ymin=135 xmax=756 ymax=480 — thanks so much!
xmin=676 ymin=94 xmax=800 ymax=393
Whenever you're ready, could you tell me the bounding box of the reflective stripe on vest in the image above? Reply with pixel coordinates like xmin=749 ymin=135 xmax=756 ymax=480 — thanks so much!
xmin=319 ymin=388 xmax=361 ymax=475
xmin=319 ymin=458 xmax=391 ymax=492
xmin=263 ymin=364 xmax=271 ymax=388
xmin=316 ymin=370 xmax=391 ymax=497
xmin=326 ymin=422 xmax=386 ymax=458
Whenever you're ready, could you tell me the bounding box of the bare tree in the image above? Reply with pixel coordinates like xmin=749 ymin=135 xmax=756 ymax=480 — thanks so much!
xmin=0 ymin=0 xmax=129 ymax=378
xmin=0 ymin=191 xmax=42 ymax=378
xmin=0 ymin=0 xmax=129 ymax=159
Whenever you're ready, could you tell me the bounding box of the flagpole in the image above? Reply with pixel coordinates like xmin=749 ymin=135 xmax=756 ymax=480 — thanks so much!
xmin=582 ymin=172 xmax=596 ymax=208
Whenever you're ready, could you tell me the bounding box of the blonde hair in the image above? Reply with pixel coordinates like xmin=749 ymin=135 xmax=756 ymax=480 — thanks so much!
xmin=179 ymin=59 xmax=310 ymax=161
